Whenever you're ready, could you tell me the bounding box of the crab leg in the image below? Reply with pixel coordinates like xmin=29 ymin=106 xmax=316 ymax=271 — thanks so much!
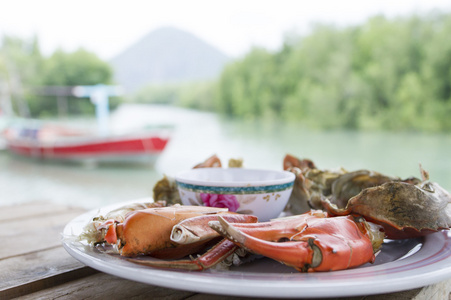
xmin=210 ymin=214 xmax=381 ymax=272
xmin=171 ymin=214 xmax=258 ymax=244
xmin=227 ymin=210 xmax=328 ymax=241
xmin=128 ymin=239 xmax=238 ymax=271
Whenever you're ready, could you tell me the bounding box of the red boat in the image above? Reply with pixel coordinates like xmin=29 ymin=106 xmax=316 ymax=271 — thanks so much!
xmin=4 ymin=124 xmax=171 ymax=165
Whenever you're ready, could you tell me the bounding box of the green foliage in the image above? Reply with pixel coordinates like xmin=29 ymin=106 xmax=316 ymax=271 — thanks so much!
xmin=212 ymin=12 xmax=451 ymax=132
xmin=132 ymin=84 xmax=182 ymax=105
xmin=35 ymin=48 xmax=114 ymax=116
xmin=4 ymin=11 xmax=451 ymax=132
xmin=0 ymin=36 xmax=44 ymax=116
xmin=0 ymin=36 xmax=115 ymax=118
xmin=43 ymin=49 xmax=113 ymax=86
xmin=130 ymin=81 xmax=216 ymax=111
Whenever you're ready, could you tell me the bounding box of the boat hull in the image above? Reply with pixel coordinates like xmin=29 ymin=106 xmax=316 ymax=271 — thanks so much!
xmin=6 ymin=133 xmax=170 ymax=165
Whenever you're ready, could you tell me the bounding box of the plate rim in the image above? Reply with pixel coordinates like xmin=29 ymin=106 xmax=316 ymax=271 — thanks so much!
xmin=61 ymin=198 xmax=451 ymax=298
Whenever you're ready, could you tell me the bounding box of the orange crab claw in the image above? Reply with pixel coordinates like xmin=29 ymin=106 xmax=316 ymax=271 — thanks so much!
xmin=128 ymin=239 xmax=238 ymax=271
xmin=124 ymin=214 xmax=258 ymax=271
xmin=131 ymin=214 xmax=258 ymax=270
xmin=116 ymin=206 xmax=233 ymax=258
xmin=210 ymin=212 xmax=383 ymax=272
xmin=90 ymin=206 xmax=233 ymax=258
xmin=90 ymin=205 xmax=259 ymax=271
xmin=96 ymin=219 xmax=118 ymax=244
xmin=104 ymin=222 xmax=118 ymax=244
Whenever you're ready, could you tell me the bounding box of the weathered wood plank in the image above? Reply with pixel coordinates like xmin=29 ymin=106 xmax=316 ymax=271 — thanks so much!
xmin=0 ymin=203 xmax=94 ymax=299
xmin=1 ymin=267 xmax=97 ymax=300
xmin=0 ymin=201 xmax=80 ymax=223
xmin=163 ymin=287 xmax=424 ymax=300
xmin=0 ymin=247 xmax=92 ymax=295
xmin=1 ymin=208 xmax=85 ymax=258
xmin=411 ymin=278 xmax=451 ymax=300
xmin=18 ymin=273 xmax=197 ymax=300
xmin=19 ymin=271 xmax=445 ymax=300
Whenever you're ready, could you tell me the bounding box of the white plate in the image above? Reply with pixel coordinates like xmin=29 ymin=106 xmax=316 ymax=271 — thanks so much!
xmin=62 ymin=199 xmax=451 ymax=298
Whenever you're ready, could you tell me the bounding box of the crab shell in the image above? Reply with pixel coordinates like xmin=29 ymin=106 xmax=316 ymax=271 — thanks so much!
xmin=101 ymin=205 xmax=257 ymax=259
xmin=329 ymin=170 xmax=400 ymax=208
xmin=283 ymin=154 xmax=346 ymax=214
xmin=128 ymin=213 xmax=259 ymax=271
xmin=323 ymin=181 xmax=451 ymax=239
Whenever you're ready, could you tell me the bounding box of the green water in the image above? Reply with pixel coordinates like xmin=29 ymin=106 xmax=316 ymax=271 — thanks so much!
xmin=1 ymin=104 xmax=450 ymax=209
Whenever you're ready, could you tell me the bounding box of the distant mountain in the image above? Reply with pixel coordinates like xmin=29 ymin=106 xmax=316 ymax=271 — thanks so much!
xmin=110 ymin=27 xmax=230 ymax=93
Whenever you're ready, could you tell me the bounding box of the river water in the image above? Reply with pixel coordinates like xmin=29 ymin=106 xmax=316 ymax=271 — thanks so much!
xmin=1 ymin=103 xmax=450 ymax=209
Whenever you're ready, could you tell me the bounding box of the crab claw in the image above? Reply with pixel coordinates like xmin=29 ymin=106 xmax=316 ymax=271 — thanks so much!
xmin=210 ymin=216 xmax=315 ymax=272
xmin=96 ymin=219 xmax=118 ymax=244
xmin=127 ymin=239 xmax=238 ymax=271
xmin=127 ymin=214 xmax=258 ymax=270
xmin=210 ymin=213 xmax=382 ymax=272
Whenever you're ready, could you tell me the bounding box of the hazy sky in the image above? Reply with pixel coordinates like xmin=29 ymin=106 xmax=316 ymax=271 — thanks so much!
xmin=1 ymin=0 xmax=450 ymax=60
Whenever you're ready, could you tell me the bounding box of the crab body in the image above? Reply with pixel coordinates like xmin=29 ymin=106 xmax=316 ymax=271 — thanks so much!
xmin=323 ymin=181 xmax=451 ymax=239
xmin=284 ymin=154 xmax=451 ymax=239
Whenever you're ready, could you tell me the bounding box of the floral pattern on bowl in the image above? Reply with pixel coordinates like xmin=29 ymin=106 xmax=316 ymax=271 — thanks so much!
xmin=178 ymin=188 xmax=291 ymax=221
xmin=200 ymin=193 xmax=240 ymax=212
xmin=175 ymin=168 xmax=295 ymax=221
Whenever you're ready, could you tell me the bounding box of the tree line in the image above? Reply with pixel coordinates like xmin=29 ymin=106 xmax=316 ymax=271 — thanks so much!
xmin=0 ymin=36 xmax=114 ymax=117
xmin=2 ymin=11 xmax=451 ymax=132
xmin=209 ymin=12 xmax=451 ymax=131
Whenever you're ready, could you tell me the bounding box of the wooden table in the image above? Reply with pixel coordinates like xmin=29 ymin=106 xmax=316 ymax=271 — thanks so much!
xmin=2 ymin=202 xmax=450 ymax=300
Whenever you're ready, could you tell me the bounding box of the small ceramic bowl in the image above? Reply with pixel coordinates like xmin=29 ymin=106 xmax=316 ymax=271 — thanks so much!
xmin=175 ymin=168 xmax=295 ymax=221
